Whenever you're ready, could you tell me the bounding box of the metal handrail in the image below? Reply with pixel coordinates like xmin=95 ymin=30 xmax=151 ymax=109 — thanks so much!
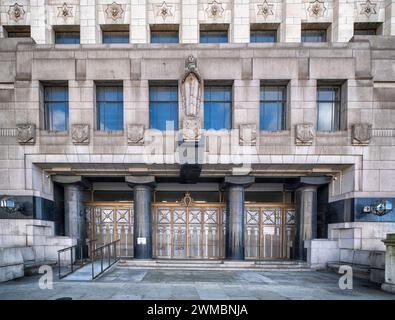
xmin=57 ymin=239 xmax=97 ymax=279
xmin=91 ymin=239 xmax=120 ymax=279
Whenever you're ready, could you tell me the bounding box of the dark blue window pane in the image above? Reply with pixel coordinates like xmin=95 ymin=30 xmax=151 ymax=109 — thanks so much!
xmin=44 ymin=86 xmax=68 ymax=131
xmin=250 ymin=30 xmax=277 ymax=43
xmin=301 ymin=30 xmax=326 ymax=42
xmin=260 ymin=86 xmax=286 ymax=131
xmin=96 ymin=86 xmax=123 ymax=131
xmin=149 ymin=86 xmax=178 ymax=130
xmin=151 ymin=31 xmax=179 ymax=43
xmin=317 ymin=86 xmax=341 ymax=131
xmin=204 ymin=85 xmax=232 ymax=130
xmin=200 ymin=31 xmax=228 ymax=43
xmin=102 ymin=31 xmax=129 ymax=43
xmin=354 ymin=29 xmax=376 ymax=36
xmin=55 ymin=32 xmax=80 ymax=44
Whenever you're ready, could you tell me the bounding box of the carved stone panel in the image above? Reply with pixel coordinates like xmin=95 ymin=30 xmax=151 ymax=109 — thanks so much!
xmin=71 ymin=124 xmax=90 ymax=144
xmin=352 ymin=123 xmax=372 ymax=145
xmin=105 ymin=2 xmax=124 ymax=21
xmin=239 ymin=124 xmax=257 ymax=146
xmin=17 ymin=124 xmax=36 ymax=144
xmin=295 ymin=123 xmax=314 ymax=145
xmin=8 ymin=3 xmax=25 ymax=22
xmin=127 ymin=124 xmax=144 ymax=145
xmin=183 ymin=116 xmax=201 ymax=142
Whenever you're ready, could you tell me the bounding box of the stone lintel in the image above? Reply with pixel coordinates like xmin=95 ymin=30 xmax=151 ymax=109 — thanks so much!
xmin=125 ymin=175 xmax=156 ymax=188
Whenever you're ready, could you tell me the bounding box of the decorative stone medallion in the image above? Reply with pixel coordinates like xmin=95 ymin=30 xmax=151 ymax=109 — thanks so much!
xmin=352 ymin=123 xmax=372 ymax=145
xmin=183 ymin=116 xmax=201 ymax=142
xmin=239 ymin=124 xmax=257 ymax=146
xmin=105 ymin=2 xmax=124 ymax=21
xmin=257 ymin=0 xmax=274 ymax=20
xmin=205 ymin=0 xmax=225 ymax=20
xmin=8 ymin=3 xmax=25 ymax=22
xmin=57 ymin=3 xmax=73 ymax=21
xmin=17 ymin=123 xmax=35 ymax=144
xmin=295 ymin=123 xmax=314 ymax=145
xmin=127 ymin=124 xmax=144 ymax=145
xmin=156 ymin=1 xmax=173 ymax=21
xmin=71 ymin=124 xmax=89 ymax=144
xmin=307 ymin=0 xmax=326 ymax=18
xmin=360 ymin=0 xmax=377 ymax=18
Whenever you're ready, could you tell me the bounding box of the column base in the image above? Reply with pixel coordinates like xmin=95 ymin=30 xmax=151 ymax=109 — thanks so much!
xmin=381 ymin=282 xmax=395 ymax=294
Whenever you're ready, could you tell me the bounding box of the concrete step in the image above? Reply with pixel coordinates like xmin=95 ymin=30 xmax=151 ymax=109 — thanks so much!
xmin=327 ymin=262 xmax=370 ymax=280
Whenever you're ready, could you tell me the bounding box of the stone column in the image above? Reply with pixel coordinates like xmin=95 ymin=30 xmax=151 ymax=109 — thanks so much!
xmin=382 ymin=233 xmax=395 ymax=293
xmin=224 ymin=176 xmax=255 ymax=260
xmin=295 ymin=186 xmax=318 ymax=260
xmin=126 ymin=176 xmax=155 ymax=259
xmin=64 ymin=184 xmax=85 ymax=245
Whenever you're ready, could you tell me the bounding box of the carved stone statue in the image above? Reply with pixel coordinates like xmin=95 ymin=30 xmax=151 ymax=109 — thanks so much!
xmin=181 ymin=55 xmax=202 ymax=141
xmin=17 ymin=123 xmax=35 ymax=144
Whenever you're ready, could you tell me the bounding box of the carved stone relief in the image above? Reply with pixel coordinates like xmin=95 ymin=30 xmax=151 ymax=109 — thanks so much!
xmin=58 ymin=3 xmax=73 ymax=21
xmin=127 ymin=124 xmax=145 ymax=145
xmin=307 ymin=0 xmax=326 ymax=18
xmin=8 ymin=3 xmax=25 ymax=22
xmin=71 ymin=124 xmax=90 ymax=144
xmin=156 ymin=1 xmax=173 ymax=21
xmin=352 ymin=123 xmax=372 ymax=145
xmin=295 ymin=123 xmax=314 ymax=145
xmin=105 ymin=2 xmax=124 ymax=21
xmin=205 ymin=0 xmax=225 ymax=20
xmin=239 ymin=124 xmax=257 ymax=146
xmin=257 ymin=0 xmax=274 ymax=20
xmin=17 ymin=124 xmax=36 ymax=144
xmin=360 ymin=0 xmax=377 ymax=18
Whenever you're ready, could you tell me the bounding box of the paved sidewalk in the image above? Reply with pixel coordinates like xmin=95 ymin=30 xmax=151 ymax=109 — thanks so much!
xmin=0 ymin=267 xmax=394 ymax=300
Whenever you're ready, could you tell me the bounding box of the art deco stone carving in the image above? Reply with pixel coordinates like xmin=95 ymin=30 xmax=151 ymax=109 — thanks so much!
xmin=127 ymin=124 xmax=144 ymax=145
xmin=8 ymin=3 xmax=25 ymax=22
xmin=181 ymin=55 xmax=202 ymax=142
xmin=71 ymin=124 xmax=89 ymax=144
xmin=239 ymin=124 xmax=257 ymax=146
xmin=352 ymin=123 xmax=372 ymax=145
xmin=105 ymin=2 xmax=124 ymax=21
xmin=17 ymin=124 xmax=35 ymax=144
xmin=307 ymin=0 xmax=326 ymax=18
xmin=360 ymin=0 xmax=377 ymax=18
xmin=156 ymin=1 xmax=173 ymax=21
xmin=58 ymin=3 xmax=73 ymax=21
xmin=257 ymin=0 xmax=274 ymax=20
xmin=205 ymin=0 xmax=225 ymax=20
xmin=295 ymin=123 xmax=314 ymax=145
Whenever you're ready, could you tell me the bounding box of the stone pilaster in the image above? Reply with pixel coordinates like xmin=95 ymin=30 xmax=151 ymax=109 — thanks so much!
xmin=126 ymin=176 xmax=155 ymax=259
xmin=384 ymin=0 xmax=395 ymax=35
xmin=130 ymin=0 xmax=148 ymax=43
xmin=295 ymin=186 xmax=318 ymax=260
xmin=224 ymin=176 xmax=255 ymax=260
xmin=281 ymin=0 xmax=302 ymax=42
xmin=30 ymin=0 xmax=49 ymax=44
xmin=181 ymin=0 xmax=199 ymax=43
xmin=64 ymin=184 xmax=85 ymax=245
xmin=381 ymin=233 xmax=395 ymax=293
xmin=333 ymin=0 xmax=354 ymax=42
xmin=81 ymin=0 xmax=98 ymax=44
xmin=233 ymin=0 xmax=250 ymax=43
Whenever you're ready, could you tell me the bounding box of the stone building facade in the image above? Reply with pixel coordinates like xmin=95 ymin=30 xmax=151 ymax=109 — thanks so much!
xmin=0 ymin=0 xmax=395 ymax=282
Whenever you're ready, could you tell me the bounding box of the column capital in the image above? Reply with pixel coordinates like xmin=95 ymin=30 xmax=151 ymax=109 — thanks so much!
xmin=52 ymin=175 xmax=91 ymax=188
xmin=223 ymin=176 xmax=255 ymax=188
xmin=125 ymin=175 xmax=156 ymax=188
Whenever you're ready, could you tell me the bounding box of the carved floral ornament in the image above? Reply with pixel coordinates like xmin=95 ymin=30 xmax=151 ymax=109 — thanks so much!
xmin=57 ymin=2 xmax=73 ymax=21
xmin=360 ymin=0 xmax=377 ymax=18
xmin=105 ymin=2 xmax=124 ymax=21
xmin=307 ymin=0 xmax=326 ymax=18
xmin=8 ymin=3 xmax=25 ymax=22
xmin=205 ymin=0 xmax=225 ymax=20
xmin=257 ymin=0 xmax=274 ymax=20
xmin=156 ymin=1 xmax=173 ymax=21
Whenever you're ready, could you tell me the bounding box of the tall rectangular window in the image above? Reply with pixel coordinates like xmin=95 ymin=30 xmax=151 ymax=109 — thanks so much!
xmin=44 ymin=85 xmax=69 ymax=131
xmin=260 ymin=85 xmax=286 ymax=131
xmin=301 ymin=29 xmax=327 ymax=42
xmin=250 ymin=30 xmax=277 ymax=43
xmin=149 ymin=84 xmax=179 ymax=130
xmin=151 ymin=30 xmax=179 ymax=43
xmin=96 ymin=84 xmax=123 ymax=131
xmin=317 ymin=86 xmax=341 ymax=131
xmin=204 ymin=84 xmax=232 ymax=130
xmin=55 ymin=31 xmax=80 ymax=44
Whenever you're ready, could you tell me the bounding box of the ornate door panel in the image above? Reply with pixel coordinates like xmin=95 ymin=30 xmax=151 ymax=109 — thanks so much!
xmin=153 ymin=200 xmax=225 ymax=259
xmin=245 ymin=205 xmax=296 ymax=260
xmin=85 ymin=202 xmax=134 ymax=258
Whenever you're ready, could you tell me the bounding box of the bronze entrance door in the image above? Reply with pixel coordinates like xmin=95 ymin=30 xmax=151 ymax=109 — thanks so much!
xmin=85 ymin=202 xmax=134 ymax=257
xmin=244 ymin=205 xmax=296 ymax=260
xmin=153 ymin=201 xmax=226 ymax=259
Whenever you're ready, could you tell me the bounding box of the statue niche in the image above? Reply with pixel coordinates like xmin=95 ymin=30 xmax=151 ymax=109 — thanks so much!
xmin=181 ymin=55 xmax=202 ymax=142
